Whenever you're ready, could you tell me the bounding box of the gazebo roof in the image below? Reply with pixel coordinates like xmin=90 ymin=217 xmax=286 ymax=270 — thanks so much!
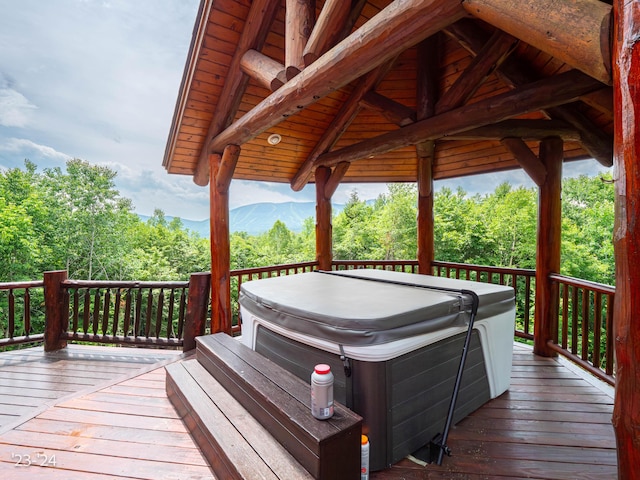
xmin=162 ymin=0 xmax=613 ymax=189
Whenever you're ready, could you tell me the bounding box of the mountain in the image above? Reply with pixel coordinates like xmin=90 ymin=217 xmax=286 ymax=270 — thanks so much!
xmin=138 ymin=201 xmax=345 ymax=237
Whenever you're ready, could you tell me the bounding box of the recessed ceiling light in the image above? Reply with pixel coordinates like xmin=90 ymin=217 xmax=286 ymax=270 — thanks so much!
xmin=267 ymin=133 xmax=282 ymax=145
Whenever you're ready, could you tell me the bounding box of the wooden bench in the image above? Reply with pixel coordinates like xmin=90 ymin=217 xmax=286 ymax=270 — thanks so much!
xmin=193 ymin=333 xmax=362 ymax=480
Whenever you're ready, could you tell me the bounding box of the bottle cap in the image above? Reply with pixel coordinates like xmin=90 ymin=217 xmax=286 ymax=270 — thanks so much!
xmin=314 ymin=364 xmax=331 ymax=375
xmin=361 ymin=435 xmax=368 ymax=445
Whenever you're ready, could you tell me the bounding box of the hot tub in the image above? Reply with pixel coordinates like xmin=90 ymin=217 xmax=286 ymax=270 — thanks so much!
xmin=239 ymin=269 xmax=515 ymax=470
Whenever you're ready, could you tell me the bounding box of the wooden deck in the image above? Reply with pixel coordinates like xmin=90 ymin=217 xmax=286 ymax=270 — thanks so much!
xmin=0 ymin=342 xmax=616 ymax=479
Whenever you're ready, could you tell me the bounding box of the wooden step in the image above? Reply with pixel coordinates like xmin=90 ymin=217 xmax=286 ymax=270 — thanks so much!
xmin=166 ymin=358 xmax=313 ymax=480
xmin=196 ymin=333 xmax=362 ymax=480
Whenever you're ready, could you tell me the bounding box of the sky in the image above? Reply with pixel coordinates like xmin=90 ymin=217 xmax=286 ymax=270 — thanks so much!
xmin=0 ymin=1 xmax=611 ymax=221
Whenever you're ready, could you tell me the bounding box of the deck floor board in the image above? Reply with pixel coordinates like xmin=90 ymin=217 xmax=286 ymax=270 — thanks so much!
xmin=0 ymin=342 xmax=616 ymax=479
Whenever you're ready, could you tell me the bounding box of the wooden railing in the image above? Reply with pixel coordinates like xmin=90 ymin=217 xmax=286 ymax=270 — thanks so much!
xmin=0 ymin=280 xmax=45 ymax=348
xmin=229 ymin=260 xmax=615 ymax=384
xmin=36 ymin=270 xmax=210 ymax=352
xmin=431 ymin=261 xmax=536 ymax=340
xmin=549 ymin=274 xmax=615 ymax=386
xmin=2 ymin=264 xmax=616 ymax=385
xmin=61 ymin=279 xmax=189 ymax=347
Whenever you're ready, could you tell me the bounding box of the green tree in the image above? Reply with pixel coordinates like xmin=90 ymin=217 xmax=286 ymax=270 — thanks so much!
xmin=373 ymin=184 xmax=418 ymax=260
xmin=333 ymin=191 xmax=379 ymax=260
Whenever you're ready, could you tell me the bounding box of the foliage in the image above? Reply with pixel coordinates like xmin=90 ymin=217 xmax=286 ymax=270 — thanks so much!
xmin=0 ymin=160 xmax=615 ymax=289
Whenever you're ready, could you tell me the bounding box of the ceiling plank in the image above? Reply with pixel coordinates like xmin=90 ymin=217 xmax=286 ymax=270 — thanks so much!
xmin=303 ymin=0 xmax=352 ymax=66
xmin=315 ymin=70 xmax=602 ymax=167
xmin=208 ymin=0 xmax=467 ymax=169
xmin=462 ymin=0 xmax=612 ymax=85
xmin=193 ymin=0 xmax=281 ymax=186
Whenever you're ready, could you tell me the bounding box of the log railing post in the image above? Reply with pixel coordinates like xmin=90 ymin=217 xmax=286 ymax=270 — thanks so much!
xmin=183 ymin=272 xmax=211 ymax=352
xmin=44 ymin=270 xmax=68 ymax=352
xmin=533 ymin=137 xmax=563 ymax=357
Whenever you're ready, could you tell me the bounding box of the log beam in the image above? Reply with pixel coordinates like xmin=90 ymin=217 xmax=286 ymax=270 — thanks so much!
xmin=435 ymin=30 xmax=518 ymax=114
xmin=209 ymin=153 xmax=232 ymax=335
xmin=240 ymin=50 xmax=287 ymax=91
xmin=612 ymin=1 xmax=640 ymax=476
xmin=194 ymin=0 xmax=280 ymax=186
xmin=215 ymin=145 xmax=241 ymax=193
xmin=533 ymin=137 xmax=563 ymax=357
xmin=303 ymin=0 xmax=351 ymax=66
xmin=501 ymin=137 xmax=547 ymax=186
xmin=291 ymin=60 xmax=396 ymax=191
xmin=325 ymin=162 xmax=350 ymax=198
xmin=445 ymin=119 xmax=579 ymax=141
xmin=285 ymin=0 xmax=315 ymax=79
xmin=444 ymin=19 xmax=613 ymax=167
xmin=316 ymin=70 xmax=602 ymax=167
xmin=360 ymin=91 xmax=417 ymax=127
xmin=315 ymin=166 xmax=332 ymax=271
xmin=208 ymin=0 xmax=467 ymax=161
xmin=462 ymin=0 xmax=612 ymax=85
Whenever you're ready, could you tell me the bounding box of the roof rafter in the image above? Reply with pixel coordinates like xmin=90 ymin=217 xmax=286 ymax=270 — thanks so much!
xmin=193 ymin=0 xmax=281 ymax=186
xmin=205 ymin=0 xmax=467 ymax=186
xmin=314 ymin=70 xmax=603 ymax=167
xmin=445 ymin=19 xmax=613 ymax=167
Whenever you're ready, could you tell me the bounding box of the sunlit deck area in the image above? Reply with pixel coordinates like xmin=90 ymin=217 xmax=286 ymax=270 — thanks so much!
xmin=0 ymin=341 xmax=615 ymax=479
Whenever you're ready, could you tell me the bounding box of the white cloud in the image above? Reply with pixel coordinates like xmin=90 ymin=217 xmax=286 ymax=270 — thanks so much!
xmin=0 ymin=88 xmax=37 ymax=127
xmin=0 ymin=138 xmax=71 ymax=162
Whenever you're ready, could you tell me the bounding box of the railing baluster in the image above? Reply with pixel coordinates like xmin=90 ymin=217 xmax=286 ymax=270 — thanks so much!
xmin=178 ymin=287 xmax=186 ymax=338
xmin=72 ymin=289 xmax=79 ymax=333
xmin=561 ymin=282 xmax=569 ymax=349
xmin=593 ymin=293 xmax=602 ymax=369
xmin=92 ymin=290 xmax=101 ymax=335
xmin=581 ymin=288 xmax=589 ymax=362
xmin=113 ymin=289 xmax=121 ymax=336
xmin=83 ymin=289 xmax=91 ymax=334
xmin=167 ymin=289 xmax=175 ymax=339
xmin=135 ymin=288 xmax=143 ymax=337
xmin=124 ymin=288 xmax=132 ymax=336
xmin=24 ymin=288 xmax=31 ymax=336
xmin=145 ymin=289 xmax=153 ymax=337
xmin=102 ymin=289 xmax=110 ymax=335
xmin=605 ymin=293 xmax=615 ymax=376
xmin=156 ymin=289 xmax=164 ymax=338
xmin=8 ymin=289 xmax=14 ymax=338
xmin=571 ymin=285 xmax=579 ymax=355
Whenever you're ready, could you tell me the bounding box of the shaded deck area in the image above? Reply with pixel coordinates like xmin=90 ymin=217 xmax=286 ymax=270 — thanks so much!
xmin=0 ymin=342 xmax=616 ymax=479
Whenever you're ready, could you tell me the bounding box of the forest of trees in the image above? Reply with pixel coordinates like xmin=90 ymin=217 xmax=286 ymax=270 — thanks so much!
xmin=0 ymin=159 xmax=615 ymax=287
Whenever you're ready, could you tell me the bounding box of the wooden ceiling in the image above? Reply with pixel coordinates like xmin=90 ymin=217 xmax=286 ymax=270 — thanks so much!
xmin=162 ymin=0 xmax=614 ymax=189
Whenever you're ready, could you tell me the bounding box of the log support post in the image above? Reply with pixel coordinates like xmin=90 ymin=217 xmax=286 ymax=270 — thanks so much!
xmin=44 ymin=270 xmax=68 ymax=352
xmin=416 ymin=36 xmax=438 ymax=274
xmin=209 ymin=146 xmax=238 ymax=335
xmin=533 ymin=137 xmax=563 ymax=357
xmin=315 ymin=166 xmax=333 ymax=271
xmin=612 ymin=1 xmax=640 ymax=476
xmin=183 ymin=272 xmax=211 ymax=352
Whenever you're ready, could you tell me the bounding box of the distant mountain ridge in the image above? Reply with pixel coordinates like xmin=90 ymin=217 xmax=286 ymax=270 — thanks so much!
xmin=138 ymin=201 xmax=344 ymax=237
